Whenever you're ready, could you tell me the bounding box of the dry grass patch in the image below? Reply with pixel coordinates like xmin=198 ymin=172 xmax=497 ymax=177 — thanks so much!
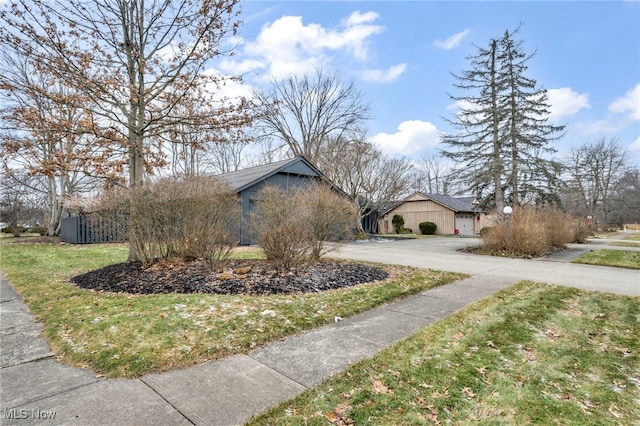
xmin=250 ymin=282 xmax=640 ymax=425
xmin=0 ymin=242 xmax=463 ymax=377
xmin=572 ymin=249 xmax=640 ymax=269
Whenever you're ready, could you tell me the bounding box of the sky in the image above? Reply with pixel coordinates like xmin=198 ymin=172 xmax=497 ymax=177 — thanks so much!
xmin=217 ymin=0 xmax=640 ymax=165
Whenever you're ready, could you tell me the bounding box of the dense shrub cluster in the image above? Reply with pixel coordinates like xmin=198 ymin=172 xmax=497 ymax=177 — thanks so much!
xmin=1 ymin=226 xmax=29 ymax=235
xmin=1 ymin=225 xmax=47 ymax=236
xmin=97 ymin=176 xmax=239 ymax=269
xmin=482 ymin=205 xmax=589 ymax=256
xmin=250 ymin=184 xmax=357 ymax=270
xmin=419 ymin=221 xmax=437 ymax=235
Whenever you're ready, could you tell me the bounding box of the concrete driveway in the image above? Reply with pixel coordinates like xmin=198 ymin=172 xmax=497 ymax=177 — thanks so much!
xmin=332 ymin=236 xmax=639 ymax=296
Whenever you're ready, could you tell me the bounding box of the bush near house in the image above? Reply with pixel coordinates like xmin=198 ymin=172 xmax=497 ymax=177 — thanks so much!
xmin=250 ymin=184 xmax=357 ymax=270
xmin=482 ymin=206 xmax=587 ymax=256
xmin=392 ymin=214 xmax=404 ymax=234
xmin=419 ymin=221 xmax=437 ymax=235
xmin=96 ymin=176 xmax=240 ymax=269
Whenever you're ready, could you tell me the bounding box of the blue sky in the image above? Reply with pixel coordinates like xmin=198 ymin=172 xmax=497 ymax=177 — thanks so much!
xmin=219 ymin=0 xmax=640 ymax=165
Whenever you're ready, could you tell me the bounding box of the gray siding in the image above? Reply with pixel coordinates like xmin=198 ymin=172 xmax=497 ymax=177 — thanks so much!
xmin=238 ymin=172 xmax=323 ymax=245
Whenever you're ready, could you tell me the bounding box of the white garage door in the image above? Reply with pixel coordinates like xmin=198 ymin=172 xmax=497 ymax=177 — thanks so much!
xmin=455 ymin=214 xmax=475 ymax=236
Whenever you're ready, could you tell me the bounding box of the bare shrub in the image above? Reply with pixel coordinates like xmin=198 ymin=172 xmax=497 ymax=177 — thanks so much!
xmin=250 ymin=184 xmax=357 ymax=270
xmin=571 ymin=217 xmax=591 ymax=243
xmin=542 ymin=206 xmax=574 ymax=249
xmin=250 ymin=186 xmax=314 ymax=271
xmin=300 ymin=183 xmax=358 ymax=260
xmin=170 ymin=177 xmax=240 ymax=269
xmin=97 ymin=176 xmax=239 ymax=268
xmin=482 ymin=205 xmax=576 ymax=256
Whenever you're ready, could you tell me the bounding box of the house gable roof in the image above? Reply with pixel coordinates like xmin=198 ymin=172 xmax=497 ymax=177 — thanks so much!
xmin=215 ymin=156 xmax=327 ymax=193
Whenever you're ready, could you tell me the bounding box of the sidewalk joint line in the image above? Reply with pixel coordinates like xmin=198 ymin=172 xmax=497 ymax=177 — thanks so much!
xmin=139 ymin=378 xmax=196 ymax=425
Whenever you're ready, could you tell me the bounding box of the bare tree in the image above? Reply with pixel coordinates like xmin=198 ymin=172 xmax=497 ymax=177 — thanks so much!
xmin=163 ymin=103 xmax=254 ymax=177
xmin=410 ymin=154 xmax=458 ymax=195
xmin=316 ymin=136 xmax=412 ymax=232
xmin=0 ymin=172 xmax=47 ymax=235
xmin=563 ymin=137 xmax=630 ymax=226
xmin=608 ymin=168 xmax=640 ymax=225
xmin=1 ymin=0 xmax=252 ymax=189
xmin=252 ymin=69 xmax=370 ymax=164
xmin=1 ymin=0 xmax=254 ymax=258
xmin=0 ymin=51 xmax=122 ymax=235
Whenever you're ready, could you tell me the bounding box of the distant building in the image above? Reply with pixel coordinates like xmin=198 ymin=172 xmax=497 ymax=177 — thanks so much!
xmin=378 ymin=192 xmax=489 ymax=236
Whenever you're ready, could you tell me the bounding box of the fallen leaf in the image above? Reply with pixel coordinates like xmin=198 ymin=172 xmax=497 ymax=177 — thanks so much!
xmin=545 ymin=328 xmax=562 ymax=341
xmin=387 ymin=369 xmax=402 ymax=378
xmin=340 ymin=387 xmax=361 ymax=399
xmin=371 ymin=379 xmax=393 ymax=395
xmin=452 ymin=331 xmax=465 ymax=340
xmin=327 ymin=402 xmax=354 ymax=425
xmin=431 ymin=388 xmax=449 ymax=398
xmin=579 ymin=400 xmax=595 ymax=412
xmin=608 ymin=404 xmax=623 ymax=419
xmin=463 ymin=387 xmax=476 ymax=398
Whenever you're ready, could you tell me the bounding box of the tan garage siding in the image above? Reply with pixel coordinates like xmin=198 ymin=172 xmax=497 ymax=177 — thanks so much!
xmin=380 ymin=200 xmax=455 ymax=234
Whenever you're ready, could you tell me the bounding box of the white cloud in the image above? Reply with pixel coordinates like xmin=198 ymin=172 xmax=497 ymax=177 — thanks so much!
xmin=370 ymin=120 xmax=440 ymax=155
xmin=434 ymin=29 xmax=470 ymax=50
xmin=547 ymin=87 xmax=590 ymax=121
xmin=629 ymin=136 xmax=640 ymax=152
xmin=609 ymin=83 xmax=640 ymax=120
xmin=222 ymin=12 xmax=385 ymax=81
xmin=201 ymin=68 xmax=254 ymax=101
xmin=342 ymin=10 xmax=379 ymax=26
xmin=446 ymin=99 xmax=488 ymax=125
xmin=360 ymin=63 xmax=406 ymax=83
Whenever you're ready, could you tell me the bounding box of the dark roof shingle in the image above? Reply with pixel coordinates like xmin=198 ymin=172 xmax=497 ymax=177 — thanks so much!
xmin=215 ymin=158 xmax=302 ymax=192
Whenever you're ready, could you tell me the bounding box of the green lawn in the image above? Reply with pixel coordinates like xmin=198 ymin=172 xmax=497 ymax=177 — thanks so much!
xmin=622 ymin=232 xmax=640 ymax=241
xmin=249 ymin=281 xmax=640 ymax=425
xmin=612 ymin=241 xmax=640 ymax=248
xmin=572 ymin=249 xmax=640 ymax=269
xmin=0 ymin=241 xmax=464 ymax=378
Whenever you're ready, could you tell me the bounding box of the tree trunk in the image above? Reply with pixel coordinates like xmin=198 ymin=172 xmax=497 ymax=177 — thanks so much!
xmin=489 ymin=40 xmax=505 ymax=214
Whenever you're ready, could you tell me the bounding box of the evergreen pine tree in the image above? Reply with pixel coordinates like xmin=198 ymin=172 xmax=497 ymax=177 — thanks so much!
xmin=441 ymin=26 xmax=565 ymax=211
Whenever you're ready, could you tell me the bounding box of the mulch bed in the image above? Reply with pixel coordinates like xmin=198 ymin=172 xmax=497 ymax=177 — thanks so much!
xmin=70 ymin=259 xmax=389 ymax=296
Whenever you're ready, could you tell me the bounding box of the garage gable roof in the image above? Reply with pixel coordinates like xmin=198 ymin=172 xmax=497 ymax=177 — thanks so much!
xmin=382 ymin=192 xmax=478 ymax=215
xmin=425 ymin=193 xmax=477 ymax=212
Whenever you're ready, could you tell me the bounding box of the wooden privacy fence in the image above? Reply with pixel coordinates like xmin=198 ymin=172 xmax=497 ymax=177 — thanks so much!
xmin=60 ymin=215 xmax=125 ymax=244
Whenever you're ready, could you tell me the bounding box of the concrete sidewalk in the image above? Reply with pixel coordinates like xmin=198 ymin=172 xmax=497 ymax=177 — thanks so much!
xmin=1 ymin=235 xmax=638 ymax=425
xmin=1 ymin=273 xmax=513 ymax=425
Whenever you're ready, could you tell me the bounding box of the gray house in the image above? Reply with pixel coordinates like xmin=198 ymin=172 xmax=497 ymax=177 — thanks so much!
xmin=216 ymin=156 xmax=336 ymax=245
xmin=61 ymin=156 xmax=339 ymax=245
